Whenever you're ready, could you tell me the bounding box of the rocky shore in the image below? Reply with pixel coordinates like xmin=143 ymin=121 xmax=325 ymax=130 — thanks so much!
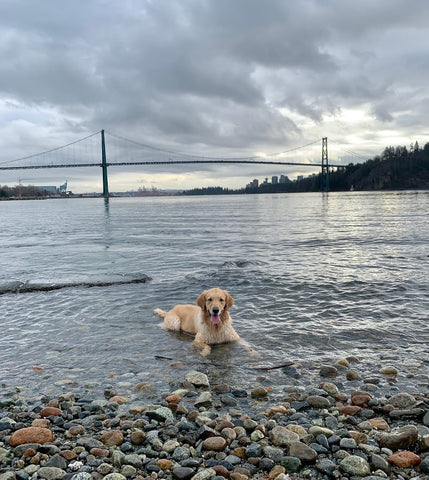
xmin=1 ymin=359 xmax=428 ymax=480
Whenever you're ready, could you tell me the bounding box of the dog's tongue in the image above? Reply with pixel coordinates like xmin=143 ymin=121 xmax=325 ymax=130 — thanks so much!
xmin=210 ymin=314 xmax=220 ymax=324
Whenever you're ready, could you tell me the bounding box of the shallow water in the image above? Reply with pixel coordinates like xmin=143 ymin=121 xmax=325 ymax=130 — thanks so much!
xmin=1 ymin=191 xmax=428 ymax=402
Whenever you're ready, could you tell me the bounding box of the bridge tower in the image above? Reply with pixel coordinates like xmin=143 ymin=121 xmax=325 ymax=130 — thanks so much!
xmin=101 ymin=129 xmax=109 ymax=197
xmin=321 ymin=137 xmax=329 ymax=191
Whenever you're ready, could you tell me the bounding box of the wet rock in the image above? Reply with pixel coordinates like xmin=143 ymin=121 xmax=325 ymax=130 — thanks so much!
xmin=195 ymin=391 xmax=213 ymax=408
xmin=351 ymin=391 xmax=372 ymax=406
xmin=319 ymin=365 xmax=337 ymax=377
xmin=185 ymin=371 xmax=210 ymax=388
xmin=379 ymin=425 xmax=418 ymax=450
xmin=250 ymin=387 xmax=268 ymax=398
xmin=320 ymin=382 xmax=339 ymax=395
xmin=305 ymin=395 xmax=331 ymax=409
xmin=387 ymin=392 xmax=416 ymax=408
xmin=288 ymin=442 xmax=317 ymax=462
xmin=379 ymin=366 xmax=398 ymax=375
xmin=346 ymin=370 xmax=362 ymax=381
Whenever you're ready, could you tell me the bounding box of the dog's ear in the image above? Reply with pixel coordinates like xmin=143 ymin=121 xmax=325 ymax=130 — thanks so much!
xmin=196 ymin=291 xmax=207 ymax=310
xmin=225 ymin=291 xmax=234 ymax=309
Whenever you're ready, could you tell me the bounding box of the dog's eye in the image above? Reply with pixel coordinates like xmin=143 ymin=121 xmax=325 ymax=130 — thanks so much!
xmin=220 ymin=298 xmax=225 ymax=302
xmin=207 ymin=298 xmax=212 ymax=302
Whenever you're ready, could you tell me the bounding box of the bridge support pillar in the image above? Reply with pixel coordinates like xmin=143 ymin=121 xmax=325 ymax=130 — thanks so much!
xmin=321 ymin=137 xmax=329 ymax=191
xmin=101 ymin=129 xmax=109 ymax=197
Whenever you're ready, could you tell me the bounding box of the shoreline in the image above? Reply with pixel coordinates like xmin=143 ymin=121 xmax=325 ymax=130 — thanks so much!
xmin=1 ymin=359 xmax=428 ymax=480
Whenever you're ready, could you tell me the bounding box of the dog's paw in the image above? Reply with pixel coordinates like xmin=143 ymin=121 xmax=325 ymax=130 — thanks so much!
xmin=200 ymin=345 xmax=212 ymax=357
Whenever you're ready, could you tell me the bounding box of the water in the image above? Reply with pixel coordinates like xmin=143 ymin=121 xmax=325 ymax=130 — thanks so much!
xmin=1 ymin=192 xmax=428 ymax=403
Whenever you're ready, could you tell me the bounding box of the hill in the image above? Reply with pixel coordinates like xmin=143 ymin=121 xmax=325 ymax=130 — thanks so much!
xmin=183 ymin=141 xmax=429 ymax=194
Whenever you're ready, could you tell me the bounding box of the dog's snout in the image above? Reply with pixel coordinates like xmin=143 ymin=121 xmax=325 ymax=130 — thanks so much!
xmin=212 ymin=307 xmax=220 ymax=314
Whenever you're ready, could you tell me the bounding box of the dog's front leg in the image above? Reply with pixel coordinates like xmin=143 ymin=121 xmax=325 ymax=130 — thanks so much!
xmin=193 ymin=337 xmax=212 ymax=356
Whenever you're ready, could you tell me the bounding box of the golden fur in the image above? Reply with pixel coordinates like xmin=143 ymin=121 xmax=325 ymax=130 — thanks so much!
xmin=154 ymin=287 xmax=241 ymax=356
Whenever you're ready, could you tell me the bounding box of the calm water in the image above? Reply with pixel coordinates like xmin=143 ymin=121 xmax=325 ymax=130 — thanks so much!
xmin=1 ymin=192 xmax=428 ymax=403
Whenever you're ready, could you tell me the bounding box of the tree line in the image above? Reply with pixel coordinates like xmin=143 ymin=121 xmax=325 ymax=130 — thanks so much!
xmin=183 ymin=141 xmax=429 ymax=194
xmin=0 ymin=184 xmax=55 ymax=199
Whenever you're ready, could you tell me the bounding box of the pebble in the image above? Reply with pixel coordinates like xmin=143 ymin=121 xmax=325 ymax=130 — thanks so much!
xmin=0 ymin=366 xmax=427 ymax=480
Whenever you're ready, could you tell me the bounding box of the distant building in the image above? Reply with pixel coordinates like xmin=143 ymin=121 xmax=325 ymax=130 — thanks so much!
xmin=279 ymin=175 xmax=291 ymax=184
xmin=297 ymin=175 xmax=304 ymax=181
xmin=272 ymin=176 xmax=278 ymax=184
xmin=246 ymin=178 xmax=259 ymax=189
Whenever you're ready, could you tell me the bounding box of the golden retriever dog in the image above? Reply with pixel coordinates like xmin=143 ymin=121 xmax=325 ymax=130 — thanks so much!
xmin=154 ymin=287 xmax=244 ymax=356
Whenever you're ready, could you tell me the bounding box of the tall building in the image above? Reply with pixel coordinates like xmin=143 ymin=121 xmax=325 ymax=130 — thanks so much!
xmin=272 ymin=176 xmax=278 ymax=184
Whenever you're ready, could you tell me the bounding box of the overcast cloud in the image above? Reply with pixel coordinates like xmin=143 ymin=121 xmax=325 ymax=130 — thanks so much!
xmin=1 ymin=0 xmax=429 ymax=192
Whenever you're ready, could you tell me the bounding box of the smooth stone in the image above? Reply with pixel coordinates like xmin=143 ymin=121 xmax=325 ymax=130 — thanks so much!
xmin=40 ymin=407 xmax=62 ymax=418
xmin=379 ymin=366 xmax=398 ymax=375
xmin=288 ymin=442 xmax=317 ymax=462
xmin=368 ymin=417 xmax=390 ymax=431
xmin=100 ymin=430 xmax=124 ymax=446
xmin=202 ymin=437 xmax=227 ymax=451
xmin=379 ymin=425 xmax=418 ymax=450
xmin=9 ymin=427 xmax=54 ymax=446
xmin=308 ymin=426 xmax=334 ymax=437
xmin=370 ymin=453 xmax=391 ymax=474
xmin=319 ymin=365 xmax=337 ymax=377
xmin=387 ymin=392 xmax=416 ymax=408
xmin=387 ymin=451 xmax=421 ymax=468
xmin=339 ymin=455 xmax=370 ymax=476
xmin=320 ymin=383 xmax=339 ymax=395
xmin=305 ymin=395 xmax=331 ymax=409
xmin=346 ymin=370 xmax=362 ymax=381
xmin=269 ymin=426 xmax=299 ymax=446
xmin=173 ymin=467 xmax=195 ymax=480
xmin=351 ymin=391 xmax=372 ymax=406
xmin=251 ymin=387 xmax=268 ymax=398
xmin=339 ymin=438 xmax=357 ymax=449
xmin=37 ymin=467 xmax=66 ymax=480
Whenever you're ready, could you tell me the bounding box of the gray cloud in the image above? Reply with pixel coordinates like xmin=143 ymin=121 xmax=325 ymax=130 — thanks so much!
xmin=1 ymin=0 xmax=429 ymax=190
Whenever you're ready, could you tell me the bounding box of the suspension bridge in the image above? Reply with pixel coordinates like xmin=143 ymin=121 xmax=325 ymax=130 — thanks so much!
xmin=0 ymin=130 xmax=346 ymax=196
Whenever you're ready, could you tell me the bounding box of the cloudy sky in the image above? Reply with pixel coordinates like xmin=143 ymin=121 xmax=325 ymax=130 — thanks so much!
xmin=1 ymin=0 xmax=429 ymax=192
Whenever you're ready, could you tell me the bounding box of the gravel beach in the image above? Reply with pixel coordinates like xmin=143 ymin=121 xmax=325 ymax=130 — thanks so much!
xmin=1 ymin=357 xmax=428 ymax=480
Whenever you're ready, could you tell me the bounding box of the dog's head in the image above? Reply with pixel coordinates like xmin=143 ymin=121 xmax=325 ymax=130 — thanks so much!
xmin=196 ymin=288 xmax=234 ymax=325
